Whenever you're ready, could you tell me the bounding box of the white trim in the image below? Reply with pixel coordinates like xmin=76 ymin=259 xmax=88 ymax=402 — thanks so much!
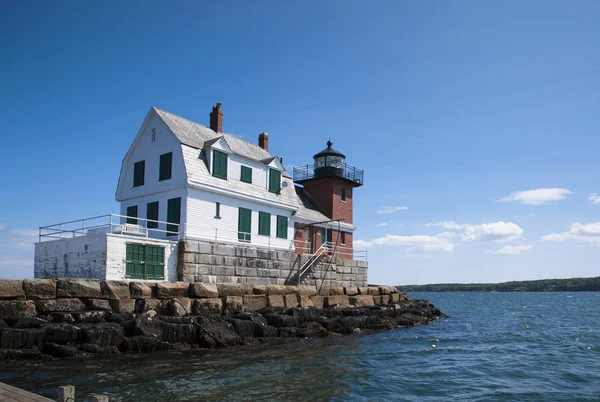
xmin=267 ymin=158 xmax=284 ymax=171
xmin=189 ymin=180 xmax=299 ymax=211
xmin=116 ymin=185 xmax=188 ymax=202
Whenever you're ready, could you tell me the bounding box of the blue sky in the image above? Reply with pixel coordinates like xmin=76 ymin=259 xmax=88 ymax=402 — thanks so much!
xmin=1 ymin=1 xmax=598 ymax=284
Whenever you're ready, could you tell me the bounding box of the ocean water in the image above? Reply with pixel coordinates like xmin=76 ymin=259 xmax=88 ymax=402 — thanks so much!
xmin=1 ymin=292 xmax=599 ymax=401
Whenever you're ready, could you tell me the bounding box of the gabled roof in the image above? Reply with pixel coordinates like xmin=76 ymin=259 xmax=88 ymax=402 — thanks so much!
xmin=293 ymin=186 xmax=329 ymax=222
xmin=154 ymin=107 xmax=272 ymax=164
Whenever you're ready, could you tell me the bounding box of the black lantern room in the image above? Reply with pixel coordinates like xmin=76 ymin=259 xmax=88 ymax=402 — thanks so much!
xmin=293 ymin=141 xmax=363 ymax=187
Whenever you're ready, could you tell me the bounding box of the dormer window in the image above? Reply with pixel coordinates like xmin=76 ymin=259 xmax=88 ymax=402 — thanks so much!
xmin=212 ymin=150 xmax=228 ymax=179
xmin=269 ymin=169 xmax=281 ymax=194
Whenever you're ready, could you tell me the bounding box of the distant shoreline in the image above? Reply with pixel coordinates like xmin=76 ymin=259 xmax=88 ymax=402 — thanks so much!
xmin=398 ymin=276 xmax=600 ymax=292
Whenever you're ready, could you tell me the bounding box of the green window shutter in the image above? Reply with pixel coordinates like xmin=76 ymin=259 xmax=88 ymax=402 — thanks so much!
xmin=125 ymin=243 xmax=145 ymax=279
xmin=146 ymin=201 xmax=159 ymax=229
xmin=159 ymin=152 xmax=172 ymax=181
xmin=213 ymin=150 xmax=228 ymax=179
xmin=145 ymin=245 xmax=165 ymax=280
xmin=258 ymin=212 xmax=271 ymax=236
xmin=215 ymin=202 xmax=221 ymax=219
xmin=238 ymin=207 xmax=251 ymax=242
xmin=166 ymin=197 xmax=181 ymax=236
xmin=240 ymin=166 xmax=252 ymax=183
xmin=126 ymin=206 xmax=138 ymax=225
xmin=269 ymin=169 xmax=281 ymax=194
xmin=276 ymin=215 xmax=288 ymax=239
xmin=133 ymin=160 xmax=145 ymax=187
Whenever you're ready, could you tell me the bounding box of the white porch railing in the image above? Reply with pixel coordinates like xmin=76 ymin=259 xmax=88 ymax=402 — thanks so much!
xmin=38 ymin=214 xmax=182 ymax=242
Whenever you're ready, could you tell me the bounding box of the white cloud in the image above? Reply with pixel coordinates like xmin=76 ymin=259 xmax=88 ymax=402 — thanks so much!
xmin=486 ymin=245 xmax=532 ymax=255
xmin=0 ymin=228 xmax=39 ymax=250
xmin=377 ymin=206 xmax=408 ymax=214
xmin=541 ymin=222 xmax=600 ymax=246
xmin=353 ymin=240 xmax=372 ymax=249
xmin=498 ymin=188 xmax=573 ymax=205
xmin=355 ymin=234 xmax=454 ymax=253
xmin=588 ymin=193 xmax=600 ymax=204
xmin=426 ymin=221 xmax=523 ymax=242
xmin=376 ymin=222 xmax=388 ymax=227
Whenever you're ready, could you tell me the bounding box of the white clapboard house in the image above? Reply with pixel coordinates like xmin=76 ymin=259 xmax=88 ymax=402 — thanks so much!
xmin=35 ymin=104 xmax=364 ymax=281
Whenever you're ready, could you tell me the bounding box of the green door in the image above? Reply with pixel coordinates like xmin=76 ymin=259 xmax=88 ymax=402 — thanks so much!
xmin=238 ymin=207 xmax=251 ymax=242
xmin=125 ymin=243 xmax=165 ymax=280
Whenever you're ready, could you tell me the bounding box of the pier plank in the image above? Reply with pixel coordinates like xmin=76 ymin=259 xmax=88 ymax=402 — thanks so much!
xmin=0 ymin=382 xmax=54 ymax=402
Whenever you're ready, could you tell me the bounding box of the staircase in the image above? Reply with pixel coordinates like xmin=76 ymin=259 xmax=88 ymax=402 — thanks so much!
xmin=286 ymin=242 xmax=331 ymax=285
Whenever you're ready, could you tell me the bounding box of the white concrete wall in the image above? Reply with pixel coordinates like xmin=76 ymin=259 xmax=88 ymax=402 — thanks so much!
xmin=116 ymin=113 xmax=187 ymax=202
xmin=119 ymin=188 xmax=187 ymax=239
xmin=186 ymin=187 xmax=294 ymax=250
xmin=34 ymin=234 xmax=178 ymax=281
xmin=106 ymin=234 xmax=178 ymax=281
xmin=34 ymin=235 xmax=108 ymax=279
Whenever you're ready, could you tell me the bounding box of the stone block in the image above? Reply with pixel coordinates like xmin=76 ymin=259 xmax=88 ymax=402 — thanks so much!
xmin=245 ymin=278 xmax=270 ymax=286
xmin=235 ymin=267 xmax=258 ymax=277
xmin=252 ymin=285 xmax=268 ymax=295
xmin=388 ymin=293 xmax=400 ymax=303
xmin=256 ymin=269 xmax=269 ymax=277
xmin=373 ymin=296 xmax=388 ymax=306
xmin=109 ymin=299 xmax=136 ymax=314
xmin=267 ymin=285 xmax=298 ymax=295
xmin=193 ymin=298 xmax=223 ymax=315
xmin=267 ymin=294 xmax=285 ymax=308
xmin=328 ymin=287 xmax=346 ymax=295
xmin=182 ymin=252 xmax=196 ymax=264
xmin=345 ymin=287 xmax=360 ymax=296
xmin=101 ymin=281 xmax=131 ymax=299
xmin=156 ymin=282 xmax=190 ymax=299
xmin=213 ymin=244 xmax=236 ymax=257
xmin=0 ymin=300 xmax=37 ymax=317
xmin=297 ymin=285 xmax=317 ymax=296
xmin=379 ymin=286 xmax=394 ymax=295
xmin=137 ymin=298 xmax=166 ymax=314
xmin=57 ymin=279 xmax=102 ymax=298
xmin=310 ymin=295 xmax=324 ymax=309
xmin=284 ymin=294 xmax=299 ymax=308
xmin=324 ymin=295 xmax=351 ymax=308
xmin=86 ymin=299 xmax=111 ymax=310
xmin=130 ymin=281 xmax=154 ymax=299
xmin=349 ymin=295 xmax=375 ymax=307
xmin=189 ymin=282 xmax=219 ymax=298
xmin=367 ymin=287 xmax=381 ymax=296
xmin=243 ymin=295 xmax=267 ymax=311
xmin=223 ymin=296 xmax=244 ymax=313
xmin=298 ymin=295 xmax=314 ymax=308
xmin=235 ymin=247 xmax=258 ymax=258
xmin=217 ymin=283 xmax=252 ymax=297
xmin=169 ymin=297 xmax=192 ymax=316
xmin=73 ymin=310 xmax=107 ymax=323
xmin=196 ymin=241 xmax=213 ymax=254
xmin=357 ymin=261 xmax=368 ymax=268
xmin=0 ymin=280 xmax=25 ymax=299
xmin=23 ymin=279 xmax=56 ymax=299
xmin=35 ymin=298 xmax=85 ymax=313
xmin=213 ymin=266 xmax=236 ymax=276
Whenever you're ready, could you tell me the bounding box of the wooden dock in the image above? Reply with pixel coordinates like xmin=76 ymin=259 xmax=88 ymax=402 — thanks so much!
xmin=0 ymin=382 xmax=54 ymax=402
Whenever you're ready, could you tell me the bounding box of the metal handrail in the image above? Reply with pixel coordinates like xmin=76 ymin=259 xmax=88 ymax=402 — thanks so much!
xmin=298 ymin=242 xmax=329 ymax=280
xmin=293 ymin=163 xmax=364 ymax=185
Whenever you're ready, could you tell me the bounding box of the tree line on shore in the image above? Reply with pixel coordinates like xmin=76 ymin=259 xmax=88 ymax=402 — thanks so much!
xmin=397 ymin=276 xmax=600 ymax=292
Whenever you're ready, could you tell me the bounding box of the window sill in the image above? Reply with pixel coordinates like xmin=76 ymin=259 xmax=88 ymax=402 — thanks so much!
xmin=214 ymin=216 xmax=221 ymax=219
xmin=341 ymin=200 xmax=346 ymax=203
xmin=213 ymin=175 xmax=228 ymax=180
xmin=158 ymin=178 xmax=172 ymax=182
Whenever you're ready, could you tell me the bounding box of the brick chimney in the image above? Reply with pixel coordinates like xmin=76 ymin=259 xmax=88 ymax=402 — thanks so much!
xmin=210 ymin=103 xmax=223 ymax=133
xmin=258 ymin=133 xmax=269 ymax=152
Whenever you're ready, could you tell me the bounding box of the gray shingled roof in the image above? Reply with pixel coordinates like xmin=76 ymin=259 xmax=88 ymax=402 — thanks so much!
xmin=293 ymin=186 xmax=329 ymax=222
xmin=154 ymin=107 xmax=272 ymax=164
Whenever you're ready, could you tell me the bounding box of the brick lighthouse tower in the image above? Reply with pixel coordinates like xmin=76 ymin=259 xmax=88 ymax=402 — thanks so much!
xmin=293 ymin=140 xmax=364 ymax=259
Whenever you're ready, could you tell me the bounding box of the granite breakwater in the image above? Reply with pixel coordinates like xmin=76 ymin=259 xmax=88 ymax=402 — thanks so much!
xmin=0 ymin=279 xmax=445 ymax=360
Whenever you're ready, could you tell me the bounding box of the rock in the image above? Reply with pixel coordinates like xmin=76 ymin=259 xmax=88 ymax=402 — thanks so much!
xmin=344 ymin=287 xmax=360 ymax=296
xmin=136 ymin=299 xmax=167 ymax=315
xmin=109 ymin=299 xmax=136 ymax=314
xmin=44 ymin=323 xmax=80 ymax=343
xmin=373 ymin=296 xmax=388 ymax=306
xmin=189 ymin=283 xmax=219 ymax=298
xmin=217 ymin=284 xmax=252 ymax=297
xmin=324 ymin=296 xmax=351 ymax=308
xmin=0 ymin=300 xmax=37 ymax=318
xmin=297 ymin=322 xmax=328 ymax=338
xmin=0 ymin=347 xmax=42 ymax=360
xmin=367 ymin=287 xmax=381 ymax=296
xmin=57 ymin=279 xmax=102 ymax=298
xmin=0 ymin=328 xmax=45 ymax=348
xmin=388 ymin=293 xmax=400 ymax=304
xmin=101 ymin=281 xmax=131 ymax=299
xmin=328 ymin=287 xmax=346 ymax=296
xmin=85 ymin=299 xmax=111 ymax=311
xmin=243 ymin=295 xmax=267 ymax=311
xmin=156 ymin=282 xmax=190 ymax=299
xmin=310 ymin=295 xmax=324 ymax=309
xmin=0 ymin=280 xmax=25 ymax=299
xmin=265 ymin=285 xmax=297 ymax=295
xmin=130 ymin=282 xmax=153 ymax=299
xmin=251 ymin=285 xmax=268 ymax=295
xmin=168 ymin=297 xmax=192 ymax=316
xmin=193 ymin=298 xmax=222 ymax=315
xmin=349 ymin=295 xmax=375 ymax=307
xmin=73 ymin=311 xmax=106 ymax=323
xmin=226 ymin=318 xmax=254 ymax=337
xmin=51 ymin=313 xmax=75 ymax=324
xmin=35 ymin=299 xmax=85 ymax=313
xmin=222 ymin=296 xmax=243 ymax=313
xmin=284 ymin=294 xmax=299 ymax=308
xmin=267 ymin=294 xmax=285 ymax=308
xmin=297 ymin=285 xmax=317 ymax=296
xmin=79 ymin=323 xmax=126 ymax=347
xmin=298 ymin=295 xmax=314 ymax=308
xmin=255 ymin=325 xmax=278 ymax=337
xmin=196 ymin=319 xmax=241 ymax=348
xmin=119 ymin=336 xmax=171 ymax=353
xmin=357 ymin=287 xmax=369 ymax=295
xmin=4 ymin=317 xmax=48 ymax=328
xmin=43 ymin=343 xmax=79 ymax=358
